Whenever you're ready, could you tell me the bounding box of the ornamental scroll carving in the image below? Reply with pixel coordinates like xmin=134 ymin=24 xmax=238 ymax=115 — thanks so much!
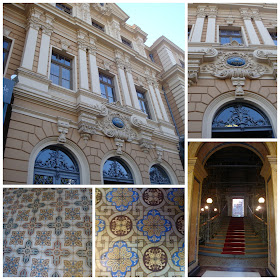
xmin=96 ymin=112 xmax=137 ymax=142
xmin=201 ymin=51 xmax=270 ymax=97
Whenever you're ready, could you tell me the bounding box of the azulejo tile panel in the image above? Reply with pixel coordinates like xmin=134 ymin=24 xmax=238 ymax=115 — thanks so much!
xmin=95 ymin=188 xmax=185 ymax=277
xmin=3 ymin=188 xmax=92 ymax=277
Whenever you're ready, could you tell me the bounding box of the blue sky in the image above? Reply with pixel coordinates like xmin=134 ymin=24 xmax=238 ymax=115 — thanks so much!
xmin=117 ymin=3 xmax=185 ymax=50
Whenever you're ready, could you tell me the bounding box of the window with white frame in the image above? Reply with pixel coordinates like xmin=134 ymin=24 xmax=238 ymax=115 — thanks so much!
xmin=136 ymin=89 xmax=151 ymax=119
xmin=3 ymin=37 xmax=12 ymax=73
xmin=99 ymin=72 xmax=116 ymax=103
xmin=92 ymin=20 xmax=105 ymax=32
xmin=121 ymin=37 xmax=133 ymax=48
xmin=219 ymin=29 xmax=243 ymax=44
xmin=56 ymin=3 xmax=72 ymax=15
xmin=50 ymin=52 xmax=73 ymax=90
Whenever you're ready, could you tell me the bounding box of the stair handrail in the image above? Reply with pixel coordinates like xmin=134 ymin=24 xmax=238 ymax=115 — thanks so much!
xmin=247 ymin=205 xmax=267 ymax=243
xmin=201 ymin=203 xmax=228 ymax=227
xmin=247 ymin=205 xmax=267 ymax=225
xmin=199 ymin=203 xmax=227 ymax=244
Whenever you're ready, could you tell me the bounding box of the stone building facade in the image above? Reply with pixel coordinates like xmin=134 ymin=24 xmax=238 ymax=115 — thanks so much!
xmin=188 ymin=4 xmax=277 ymax=138
xmin=3 ymin=3 xmax=185 ymax=185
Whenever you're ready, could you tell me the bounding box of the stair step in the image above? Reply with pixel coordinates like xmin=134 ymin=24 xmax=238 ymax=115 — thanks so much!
xmin=223 ymin=247 xmax=245 ymax=251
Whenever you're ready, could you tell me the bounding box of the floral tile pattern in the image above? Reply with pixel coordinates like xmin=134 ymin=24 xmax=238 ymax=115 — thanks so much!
xmin=96 ymin=188 xmax=185 ymax=277
xmin=3 ymin=188 xmax=92 ymax=277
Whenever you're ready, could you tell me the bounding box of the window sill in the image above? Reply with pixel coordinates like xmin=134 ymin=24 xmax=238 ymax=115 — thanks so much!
xmin=49 ymin=83 xmax=76 ymax=95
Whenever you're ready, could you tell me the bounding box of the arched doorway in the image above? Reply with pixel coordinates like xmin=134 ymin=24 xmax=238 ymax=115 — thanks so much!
xmin=212 ymin=102 xmax=273 ymax=138
xmin=103 ymin=157 xmax=134 ymax=184
xmin=188 ymin=142 xmax=277 ymax=277
xmin=33 ymin=145 xmax=80 ymax=184
xmin=149 ymin=164 xmax=171 ymax=184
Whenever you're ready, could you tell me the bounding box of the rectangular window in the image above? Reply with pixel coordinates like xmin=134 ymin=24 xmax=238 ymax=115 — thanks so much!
xmin=121 ymin=37 xmax=132 ymax=48
xmin=270 ymin=32 xmax=277 ymax=45
xmin=179 ymin=60 xmax=185 ymax=68
xmin=3 ymin=37 xmax=12 ymax=73
xmin=149 ymin=53 xmax=155 ymax=62
xmin=50 ymin=52 xmax=72 ymax=89
xmin=188 ymin=26 xmax=192 ymax=38
xmin=232 ymin=198 xmax=244 ymax=217
xmin=219 ymin=29 xmax=243 ymax=44
xmin=56 ymin=3 xmax=72 ymax=15
xmin=92 ymin=20 xmax=105 ymax=32
xmin=99 ymin=73 xmax=115 ymax=103
xmin=137 ymin=90 xmax=151 ymax=119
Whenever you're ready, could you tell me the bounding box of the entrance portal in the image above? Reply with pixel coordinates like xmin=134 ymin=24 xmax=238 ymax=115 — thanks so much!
xmin=232 ymin=198 xmax=244 ymax=217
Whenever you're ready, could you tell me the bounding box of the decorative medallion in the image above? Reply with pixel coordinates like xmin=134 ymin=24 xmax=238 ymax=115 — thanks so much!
xmin=143 ymin=188 xmax=164 ymax=206
xmin=227 ymin=56 xmax=246 ymax=66
xmin=172 ymin=243 xmax=185 ymax=271
xmin=3 ymin=256 xmax=20 ymax=275
xmin=95 ymin=216 xmax=105 ymax=236
xmin=143 ymin=247 xmax=167 ymax=272
xmin=176 ymin=216 xmax=184 ymax=235
xmin=106 ymin=188 xmax=139 ymax=211
xmin=112 ymin=117 xmax=125 ymax=128
xmin=30 ymin=258 xmax=49 ymax=277
xmin=96 ymin=188 xmax=102 ymax=204
xmin=167 ymin=188 xmax=184 ymax=210
xmin=17 ymin=240 xmax=39 ymax=264
xmin=110 ymin=215 xmax=132 ymax=236
xmin=137 ymin=209 xmax=171 ymax=242
xmin=100 ymin=240 xmax=139 ymax=277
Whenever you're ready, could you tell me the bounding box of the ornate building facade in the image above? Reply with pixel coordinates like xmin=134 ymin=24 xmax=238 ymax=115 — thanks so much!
xmin=188 ymin=4 xmax=276 ymax=138
xmin=3 ymin=3 xmax=184 ymax=185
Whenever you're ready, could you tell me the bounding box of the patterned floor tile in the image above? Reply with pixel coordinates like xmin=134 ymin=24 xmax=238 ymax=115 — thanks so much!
xmin=95 ymin=188 xmax=185 ymax=277
xmin=3 ymin=188 xmax=92 ymax=277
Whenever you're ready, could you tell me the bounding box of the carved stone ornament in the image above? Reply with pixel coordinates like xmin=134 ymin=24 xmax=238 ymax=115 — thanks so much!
xmin=57 ymin=119 xmax=70 ymax=143
xmin=156 ymin=146 xmax=163 ymax=163
xmin=137 ymin=76 xmax=145 ymax=87
xmin=188 ymin=70 xmax=198 ymax=87
xmin=60 ymin=39 xmax=71 ymax=51
xmin=96 ymin=111 xmax=137 ymax=142
xmin=114 ymin=138 xmax=124 ymax=155
xmin=78 ymin=121 xmax=96 ymax=143
xmin=91 ymin=3 xmax=112 ymax=16
xmin=139 ymin=139 xmax=154 ymax=153
xmin=103 ymin=60 xmax=111 ymax=71
xmin=201 ymin=51 xmax=269 ymax=79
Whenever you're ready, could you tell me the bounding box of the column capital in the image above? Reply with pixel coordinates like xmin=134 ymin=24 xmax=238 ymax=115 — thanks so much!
xmin=88 ymin=46 xmax=97 ymax=56
xmin=207 ymin=6 xmax=218 ymax=18
xmin=115 ymin=57 xmax=125 ymax=70
xmin=26 ymin=6 xmax=43 ymax=31
xmin=196 ymin=5 xmax=207 ymax=18
xmin=77 ymin=40 xmax=87 ymax=51
xmin=41 ymin=25 xmax=53 ymax=36
xmin=251 ymin=8 xmax=262 ymax=21
xmin=239 ymin=8 xmax=252 ymax=20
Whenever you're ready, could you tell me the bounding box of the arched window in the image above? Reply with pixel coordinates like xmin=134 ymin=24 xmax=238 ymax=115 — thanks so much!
xmin=103 ymin=157 xmax=134 ymax=184
xmin=212 ymin=103 xmax=273 ymax=138
xmin=34 ymin=145 xmax=80 ymax=184
xmin=150 ymin=164 xmax=171 ymax=184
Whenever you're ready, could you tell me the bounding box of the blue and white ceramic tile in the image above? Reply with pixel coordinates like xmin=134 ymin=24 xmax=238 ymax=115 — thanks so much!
xmin=3 ymin=188 xmax=92 ymax=277
xmin=95 ymin=188 xmax=185 ymax=277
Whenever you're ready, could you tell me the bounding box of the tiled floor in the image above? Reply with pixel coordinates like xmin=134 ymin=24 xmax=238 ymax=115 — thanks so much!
xmin=3 ymin=188 xmax=92 ymax=277
xmin=201 ymin=270 xmax=261 ymax=277
xmin=95 ymin=188 xmax=185 ymax=277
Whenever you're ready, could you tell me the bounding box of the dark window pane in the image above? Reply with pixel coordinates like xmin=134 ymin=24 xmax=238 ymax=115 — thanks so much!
xmin=62 ymin=68 xmax=70 ymax=80
xmin=50 ymin=63 xmax=59 ymax=76
xmin=65 ymin=58 xmax=71 ymax=66
xmin=100 ymin=84 xmax=106 ymax=95
xmin=220 ymin=30 xmax=228 ymax=35
xmin=3 ymin=41 xmax=9 ymax=49
xmin=234 ymin=37 xmax=242 ymax=43
xmin=107 ymin=87 xmax=113 ymax=98
xmin=50 ymin=75 xmax=59 ymax=85
xmin=62 ymin=79 xmax=71 ymax=89
xmin=220 ymin=37 xmax=230 ymax=44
